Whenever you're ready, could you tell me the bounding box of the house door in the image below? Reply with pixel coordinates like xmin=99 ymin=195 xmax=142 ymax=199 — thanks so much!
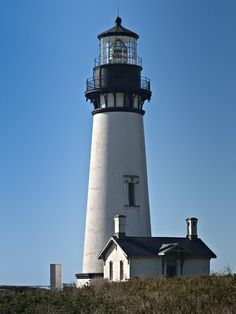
xmin=166 ymin=266 xmax=177 ymax=277
xmin=166 ymin=257 xmax=177 ymax=277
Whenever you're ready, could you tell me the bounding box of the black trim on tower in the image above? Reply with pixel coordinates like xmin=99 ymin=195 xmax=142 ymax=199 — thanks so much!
xmin=92 ymin=107 xmax=145 ymax=115
xmin=76 ymin=273 xmax=103 ymax=279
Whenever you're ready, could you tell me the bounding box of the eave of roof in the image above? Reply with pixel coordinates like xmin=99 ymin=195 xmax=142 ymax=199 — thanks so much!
xmin=99 ymin=236 xmax=216 ymax=259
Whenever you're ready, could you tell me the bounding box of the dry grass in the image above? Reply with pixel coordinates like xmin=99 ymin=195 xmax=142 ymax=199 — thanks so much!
xmin=0 ymin=275 xmax=236 ymax=313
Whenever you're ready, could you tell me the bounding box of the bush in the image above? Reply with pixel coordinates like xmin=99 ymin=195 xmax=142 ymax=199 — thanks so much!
xmin=0 ymin=275 xmax=235 ymax=313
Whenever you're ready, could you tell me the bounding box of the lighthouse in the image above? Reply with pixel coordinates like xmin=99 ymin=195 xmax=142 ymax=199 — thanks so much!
xmin=77 ymin=17 xmax=152 ymax=283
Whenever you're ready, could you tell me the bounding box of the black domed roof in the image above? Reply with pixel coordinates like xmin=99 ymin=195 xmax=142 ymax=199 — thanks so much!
xmin=98 ymin=17 xmax=139 ymax=40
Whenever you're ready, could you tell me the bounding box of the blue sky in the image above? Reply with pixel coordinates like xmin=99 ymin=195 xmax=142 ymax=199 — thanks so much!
xmin=0 ymin=0 xmax=235 ymax=285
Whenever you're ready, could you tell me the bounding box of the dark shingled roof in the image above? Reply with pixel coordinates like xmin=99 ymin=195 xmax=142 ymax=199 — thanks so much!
xmin=99 ymin=236 xmax=216 ymax=259
xmin=98 ymin=17 xmax=139 ymax=40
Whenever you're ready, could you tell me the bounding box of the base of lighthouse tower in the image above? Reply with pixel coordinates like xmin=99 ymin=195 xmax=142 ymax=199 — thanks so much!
xmin=76 ymin=17 xmax=152 ymax=286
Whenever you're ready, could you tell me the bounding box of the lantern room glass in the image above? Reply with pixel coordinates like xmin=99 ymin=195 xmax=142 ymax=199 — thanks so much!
xmin=100 ymin=36 xmax=138 ymax=65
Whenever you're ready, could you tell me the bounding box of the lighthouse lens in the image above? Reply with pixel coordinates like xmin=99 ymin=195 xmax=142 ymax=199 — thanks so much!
xmin=100 ymin=36 xmax=138 ymax=66
xmin=109 ymin=39 xmax=127 ymax=64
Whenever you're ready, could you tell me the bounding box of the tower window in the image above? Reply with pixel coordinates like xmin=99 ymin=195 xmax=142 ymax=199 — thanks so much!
xmin=109 ymin=261 xmax=113 ymax=281
xmin=124 ymin=176 xmax=139 ymax=207
xmin=124 ymin=94 xmax=134 ymax=108
xmin=120 ymin=261 xmax=124 ymax=281
xmin=128 ymin=183 xmax=135 ymax=206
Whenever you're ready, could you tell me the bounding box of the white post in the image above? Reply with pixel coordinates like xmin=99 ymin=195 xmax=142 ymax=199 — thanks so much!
xmin=50 ymin=264 xmax=62 ymax=291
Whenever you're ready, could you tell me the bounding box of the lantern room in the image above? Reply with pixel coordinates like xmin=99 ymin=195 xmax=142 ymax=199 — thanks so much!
xmin=97 ymin=17 xmax=140 ymax=66
xmin=85 ymin=17 xmax=151 ymax=114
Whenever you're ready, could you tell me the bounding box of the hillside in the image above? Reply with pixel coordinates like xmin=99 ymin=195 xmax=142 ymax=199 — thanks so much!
xmin=0 ymin=275 xmax=235 ymax=313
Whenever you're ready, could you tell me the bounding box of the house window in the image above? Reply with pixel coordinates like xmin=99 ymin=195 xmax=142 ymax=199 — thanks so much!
xmin=124 ymin=176 xmax=139 ymax=207
xmin=109 ymin=261 xmax=113 ymax=281
xmin=161 ymin=258 xmax=165 ymax=275
xmin=120 ymin=261 xmax=124 ymax=281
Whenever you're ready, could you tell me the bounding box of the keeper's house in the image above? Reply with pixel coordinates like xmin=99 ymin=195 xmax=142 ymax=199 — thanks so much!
xmin=98 ymin=215 xmax=216 ymax=281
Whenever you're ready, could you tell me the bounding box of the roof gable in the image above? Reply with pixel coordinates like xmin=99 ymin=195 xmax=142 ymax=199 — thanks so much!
xmin=98 ymin=237 xmax=128 ymax=260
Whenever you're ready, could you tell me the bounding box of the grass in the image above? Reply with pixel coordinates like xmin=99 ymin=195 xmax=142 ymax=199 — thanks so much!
xmin=0 ymin=275 xmax=236 ymax=313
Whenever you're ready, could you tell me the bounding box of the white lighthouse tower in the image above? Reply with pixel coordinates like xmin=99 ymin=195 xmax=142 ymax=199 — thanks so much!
xmin=76 ymin=17 xmax=152 ymax=284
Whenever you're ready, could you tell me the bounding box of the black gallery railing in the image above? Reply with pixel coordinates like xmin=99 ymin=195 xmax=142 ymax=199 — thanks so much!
xmin=86 ymin=76 xmax=150 ymax=92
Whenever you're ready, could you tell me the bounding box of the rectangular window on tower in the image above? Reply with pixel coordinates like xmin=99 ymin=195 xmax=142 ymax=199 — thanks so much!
xmin=128 ymin=182 xmax=135 ymax=206
xmin=124 ymin=176 xmax=140 ymax=207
